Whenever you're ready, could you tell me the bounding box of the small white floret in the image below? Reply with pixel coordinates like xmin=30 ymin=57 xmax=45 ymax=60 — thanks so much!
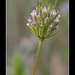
xmin=27 ymin=23 xmax=30 ymax=27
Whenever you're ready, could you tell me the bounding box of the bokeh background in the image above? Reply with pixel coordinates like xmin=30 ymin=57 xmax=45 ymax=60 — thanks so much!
xmin=7 ymin=0 xmax=69 ymax=75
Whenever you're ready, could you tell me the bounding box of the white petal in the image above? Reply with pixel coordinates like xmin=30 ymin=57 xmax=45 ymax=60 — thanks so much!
xmin=27 ymin=23 xmax=30 ymax=27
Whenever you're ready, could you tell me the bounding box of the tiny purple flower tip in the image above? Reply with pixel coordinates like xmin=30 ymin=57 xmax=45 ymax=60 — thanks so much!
xmin=31 ymin=10 xmax=37 ymax=18
xmin=28 ymin=17 xmax=32 ymax=23
xmin=54 ymin=18 xmax=60 ymax=23
xmin=50 ymin=24 xmax=53 ymax=28
xmin=48 ymin=23 xmax=53 ymax=31
xmin=32 ymin=22 xmax=36 ymax=26
xmin=48 ymin=23 xmax=53 ymax=30
xmin=42 ymin=7 xmax=47 ymax=14
xmin=32 ymin=18 xmax=36 ymax=27
xmin=50 ymin=9 xmax=56 ymax=17
xmin=45 ymin=17 xmax=49 ymax=22
xmin=40 ymin=21 xmax=43 ymax=29
xmin=57 ymin=10 xmax=59 ymax=13
xmin=56 ymin=14 xmax=61 ymax=20
xmin=40 ymin=25 xmax=43 ymax=29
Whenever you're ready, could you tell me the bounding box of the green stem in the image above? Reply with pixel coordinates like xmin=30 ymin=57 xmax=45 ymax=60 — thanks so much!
xmin=31 ymin=38 xmax=44 ymax=75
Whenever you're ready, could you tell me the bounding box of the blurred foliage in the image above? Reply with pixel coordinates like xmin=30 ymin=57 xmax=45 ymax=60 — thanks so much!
xmin=61 ymin=46 xmax=69 ymax=60
xmin=51 ymin=0 xmax=67 ymax=4
xmin=43 ymin=0 xmax=67 ymax=6
xmin=63 ymin=10 xmax=69 ymax=24
xmin=13 ymin=52 xmax=29 ymax=75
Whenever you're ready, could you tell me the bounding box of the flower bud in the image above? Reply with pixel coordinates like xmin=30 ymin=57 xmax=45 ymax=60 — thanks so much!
xmin=28 ymin=17 xmax=32 ymax=23
xmin=49 ymin=23 xmax=53 ymax=29
xmin=42 ymin=7 xmax=47 ymax=14
xmin=32 ymin=18 xmax=36 ymax=27
xmin=45 ymin=17 xmax=49 ymax=23
xmin=54 ymin=18 xmax=60 ymax=23
xmin=40 ymin=21 xmax=43 ymax=29
xmin=55 ymin=24 xmax=59 ymax=30
xmin=50 ymin=9 xmax=56 ymax=17
xmin=48 ymin=23 xmax=53 ymax=31
xmin=31 ymin=10 xmax=37 ymax=18
xmin=32 ymin=23 xmax=36 ymax=27
xmin=40 ymin=25 xmax=43 ymax=29
xmin=56 ymin=14 xmax=61 ymax=20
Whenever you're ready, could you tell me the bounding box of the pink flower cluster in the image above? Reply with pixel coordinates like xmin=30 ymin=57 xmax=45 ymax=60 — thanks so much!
xmin=26 ymin=4 xmax=61 ymax=38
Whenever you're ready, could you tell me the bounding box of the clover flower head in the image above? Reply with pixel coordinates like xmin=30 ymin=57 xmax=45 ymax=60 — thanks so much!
xmin=26 ymin=1 xmax=61 ymax=39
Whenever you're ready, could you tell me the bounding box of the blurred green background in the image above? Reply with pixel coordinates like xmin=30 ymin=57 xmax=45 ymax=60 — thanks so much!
xmin=7 ymin=0 xmax=69 ymax=75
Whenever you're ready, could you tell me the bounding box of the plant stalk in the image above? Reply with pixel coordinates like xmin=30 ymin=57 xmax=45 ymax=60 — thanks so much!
xmin=31 ymin=38 xmax=44 ymax=75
